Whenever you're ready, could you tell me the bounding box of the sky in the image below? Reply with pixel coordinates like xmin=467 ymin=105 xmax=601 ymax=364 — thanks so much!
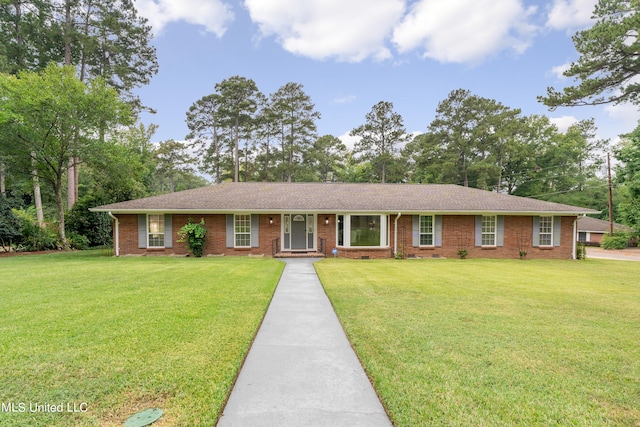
xmin=132 ymin=0 xmax=639 ymax=151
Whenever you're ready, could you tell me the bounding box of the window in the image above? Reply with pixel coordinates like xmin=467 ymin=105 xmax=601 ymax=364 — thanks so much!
xmin=578 ymin=231 xmax=587 ymax=242
xmin=235 ymin=214 xmax=251 ymax=247
xmin=539 ymin=216 xmax=553 ymax=246
xmin=350 ymin=215 xmax=381 ymax=246
xmin=148 ymin=214 xmax=165 ymax=247
xmin=419 ymin=215 xmax=434 ymax=246
xmin=337 ymin=214 xmax=387 ymax=247
xmin=482 ymin=215 xmax=496 ymax=246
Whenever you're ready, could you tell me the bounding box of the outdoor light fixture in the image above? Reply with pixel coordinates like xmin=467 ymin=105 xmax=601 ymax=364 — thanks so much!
xmin=325 ymin=217 xmax=329 ymax=225
xmin=269 ymin=217 xmax=273 ymax=225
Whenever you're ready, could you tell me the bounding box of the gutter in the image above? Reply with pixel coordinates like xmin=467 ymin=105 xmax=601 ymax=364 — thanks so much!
xmin=572 ymin=216 xmax=580 ymax=260
xmin=107 ymin=212 xmax=120 ymax=257
xmin=394 ymin=212 xmax=401 ymax=258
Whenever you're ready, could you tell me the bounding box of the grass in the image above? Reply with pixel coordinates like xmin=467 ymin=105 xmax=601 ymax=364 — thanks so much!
xmin=0 ymin=251 xmax=284 ymax=426
xmin=315 ymin=258 xmax=640 ymax=427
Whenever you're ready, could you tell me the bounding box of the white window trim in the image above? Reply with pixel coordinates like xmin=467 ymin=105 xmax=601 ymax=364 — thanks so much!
xmin=234 ymin=214 xmax=251 ymax=248
xmin=539 ymin=216 xmax=553 ymax=247
xmin=482 ymin=215 xmax=497 ymax=247
xmin=419 ymin=215 xmax=435 ymax=247
xmin=336 ymin=214 xmax=388 ymax=248
xmin=147 ymin=214 xmax=165 ymax=248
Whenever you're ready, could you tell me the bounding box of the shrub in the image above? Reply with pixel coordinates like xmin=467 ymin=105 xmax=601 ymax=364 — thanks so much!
xmin=0 ymin=195 xmax=22 ymax=251
xmin=65 ymin=195 xmax=113 ymax=247
xmin=67 ymin=232 xmax=90 ymax=250
xmin=177 ymin=218 xmax=207 ymax=257
xmin=12 ymin=207 xmax=61 ymax=251
xmin=576 ymin=243 xmax=587 ymax=260
xmin=601 ymin=233 xmax=629 ymax=250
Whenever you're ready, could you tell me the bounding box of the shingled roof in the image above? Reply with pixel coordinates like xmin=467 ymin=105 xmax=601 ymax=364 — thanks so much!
xmin=91 ymin=182 xmax=599 ymax=215
xmin=577 ymin=216 xmax=635 ymax=233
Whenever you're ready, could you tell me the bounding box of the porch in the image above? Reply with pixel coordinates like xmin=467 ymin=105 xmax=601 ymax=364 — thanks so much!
xmin=273 ymin=251 xmax=326 ymax=259
xmin=272 ymin=237 xmax=327 ymax=258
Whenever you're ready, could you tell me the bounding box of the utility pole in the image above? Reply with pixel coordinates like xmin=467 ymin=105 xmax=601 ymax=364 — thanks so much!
xmin=607 ymin=153 xmax=614 ymax=235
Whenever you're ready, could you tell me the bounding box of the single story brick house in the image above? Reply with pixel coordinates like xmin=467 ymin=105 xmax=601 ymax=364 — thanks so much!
xmin=577 ymin=216 xmax=636 ymax=246
xmin=91 ymin=182 xmax=599 ymax=259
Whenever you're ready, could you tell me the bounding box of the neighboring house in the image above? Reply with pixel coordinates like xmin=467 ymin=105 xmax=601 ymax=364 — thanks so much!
xmin=577 ymin=216 xmax=636 ymax=246
xmin=91 ymin=182 xmax=598 ymax=259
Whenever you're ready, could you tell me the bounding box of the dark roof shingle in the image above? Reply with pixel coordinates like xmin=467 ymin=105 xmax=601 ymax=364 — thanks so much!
xmin=577 ymin=216 xmax=635 ymax=232
xmin=91 ymin=182 xmax=599 ymax=215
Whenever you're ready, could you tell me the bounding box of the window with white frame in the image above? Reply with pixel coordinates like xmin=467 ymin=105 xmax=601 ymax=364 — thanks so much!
xmin=539 ymin=216 xmax=553 ymax=246
xmin=482 ymin=215 xmax=497 ymax=246
xmin=337 ymin=214 xmax=387 ymax=247
xmin=234 ymin=214 xmax=251 ymax=247
xmin=420 ymin=215 xmax=434 ymax=246
xmin=148 ymin=214 xmax=165 ymax=247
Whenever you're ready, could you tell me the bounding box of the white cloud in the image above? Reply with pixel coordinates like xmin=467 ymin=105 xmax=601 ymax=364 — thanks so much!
xmin=135 ymin=0 xmax=234 ymax=36
xmin=333 ymin=95 xmax=357 ymax=104
xmin=546 ymin=0 xmax=597 ymax=31
xmin=549 ymin=62 xmax=571 ymax=79
xmin=392 ymin=0 xmax=538 ymax=64
xmin=604 ymin=103 xmax=640 ymax=131
xmin=338 ymin=131 xmax=360 ymax=150
xmin=550 ymin=115 xmax=579 ymax=132
xmin=244 ymin=0 xmax=405 ymax=62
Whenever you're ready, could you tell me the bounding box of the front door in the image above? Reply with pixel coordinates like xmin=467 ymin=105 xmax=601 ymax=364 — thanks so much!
xmin=290 ymin=214 xmax=307 ymax=250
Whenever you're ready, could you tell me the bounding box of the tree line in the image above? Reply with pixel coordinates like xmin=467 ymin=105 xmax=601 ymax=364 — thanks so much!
xmin=1 ymin=0 xmax=640 ymax=251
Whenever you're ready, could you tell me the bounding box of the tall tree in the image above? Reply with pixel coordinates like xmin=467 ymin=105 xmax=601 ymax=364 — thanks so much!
xmin=215 ymin=76 xmax=261 ymax=182
xmin=427 ymin=90 xmax=487 ymax=187
xmin=0 ymin=0 xmax=60 ymax=74
xmin=615 ymin=122 xmax=640 ymax=230
xmin=499 ymin=115 xmax=557 ymax=195
xmin=270 ymin=82 xmax=320 ymax=182
xmin=540 ymin=0 xmax=640 ymax=108
xmin=0 ymin=64 xmax=130 ymax=247
xmin=0 ymin=0 xmax=59 ymax=222
xmin=154 ymin=139 xmax=193 ymax=193
xmin=85 ymin=123 xmax=157 ymax=202
xmin=253 ymin=96 xmax=280 ymax=182
xmin=350 ymin=101 xmax=406 ymax=183
xmin=186 ymin=94 xmax=230 ymax=184
xmin=63 ymin=0 xmax=158 ymax=207
xmin=303 ymin=135 xmax=347 ymax=182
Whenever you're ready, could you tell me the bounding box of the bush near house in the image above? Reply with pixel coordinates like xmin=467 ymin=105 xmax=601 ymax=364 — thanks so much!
xmin=601 ymin=232 xmax=631 ymax=249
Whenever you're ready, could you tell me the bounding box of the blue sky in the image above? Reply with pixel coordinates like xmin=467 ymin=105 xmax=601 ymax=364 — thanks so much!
xmin=133 ymin=0 xmax=639 ymax=150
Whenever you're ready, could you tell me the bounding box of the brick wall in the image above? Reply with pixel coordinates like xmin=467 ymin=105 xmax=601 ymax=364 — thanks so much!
xmin=116 ymin=214 xmax=281 ymax=256
xmin=114 ymin=213 xmax=577 ymax=259
xmin=399 ymin=215 xmax=575 ymax=260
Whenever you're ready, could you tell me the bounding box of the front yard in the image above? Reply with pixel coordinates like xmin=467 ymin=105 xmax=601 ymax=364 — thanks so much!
xmin=315 ymin=258 xmax=640 ymax=427
xmin=0 ymin=252 xmax=283 ymax=426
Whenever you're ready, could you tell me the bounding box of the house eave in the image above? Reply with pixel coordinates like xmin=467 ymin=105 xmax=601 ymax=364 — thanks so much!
xmin=91 ymin=208 xmax=597 ymax=216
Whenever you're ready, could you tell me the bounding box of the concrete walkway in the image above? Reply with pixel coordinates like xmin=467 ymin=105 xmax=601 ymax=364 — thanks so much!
xmin=217 ymin=259 xmax=392 ymax=427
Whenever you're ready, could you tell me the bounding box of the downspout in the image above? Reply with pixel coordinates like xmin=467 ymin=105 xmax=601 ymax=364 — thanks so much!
xmin=394 ymin=212 xmax=402 ymax=258
xmin=108 ymin=212 xmax=120 ymax=257
xmin=572 ymin=216 xmax=578 ymax=260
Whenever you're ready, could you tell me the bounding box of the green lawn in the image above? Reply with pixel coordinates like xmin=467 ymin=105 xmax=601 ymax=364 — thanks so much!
xmin=315 ymin=258 xmax=640 ymax=427
xmin=0 ymin=251 xmax=283 ymax=427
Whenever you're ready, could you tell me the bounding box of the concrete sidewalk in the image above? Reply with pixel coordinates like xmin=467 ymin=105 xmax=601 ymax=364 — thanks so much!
xmin=217 ymin=259 xmax=391 ymax=427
